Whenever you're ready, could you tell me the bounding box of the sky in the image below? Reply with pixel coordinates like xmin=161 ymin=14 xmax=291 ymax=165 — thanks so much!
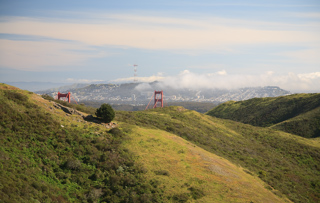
xmin=0 ymin=0 xmax=320 ymax=92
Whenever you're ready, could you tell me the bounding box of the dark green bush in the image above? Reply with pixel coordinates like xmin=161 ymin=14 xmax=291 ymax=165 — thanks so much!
xmin=96 ymin=103 xmax=115 ymax=123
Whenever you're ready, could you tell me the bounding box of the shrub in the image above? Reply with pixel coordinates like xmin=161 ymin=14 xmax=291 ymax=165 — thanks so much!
xmin=65 ymin=159 xmax=82 ymax=170
xmin=95 ymin=103 xmax=115 ymax=123
xmin=109 ymin=128 xmax=124 ymax=137
xmin=172 ymin=193 xmax=189 ymax=202
xmin=41 ymin=94 xmax=54 ymax=101
xmin=87 ymin=188 xmax=103 ymax=203
xmin=154 ymin=170 xmax=170 ymax=176
xmin=188 ymin=187 xmax=205 ymax=200
xmin=258 ymin=170 xmax=267 ymax=178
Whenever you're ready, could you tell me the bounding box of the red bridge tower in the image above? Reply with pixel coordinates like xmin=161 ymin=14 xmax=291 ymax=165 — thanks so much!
xmin=57 ymin=92 xmax=71 ymax=103
xmin=145 ymin=90 xmax=164 ymax=110
xmin=154 ymin=90 xmax=164 ymax=108
xmin=56 ymin=92 xmax=77 ymax=104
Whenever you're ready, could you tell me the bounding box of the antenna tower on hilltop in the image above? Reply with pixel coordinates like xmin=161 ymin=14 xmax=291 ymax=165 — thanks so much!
xmin=133 ymin=64 xmax=138 ymax=82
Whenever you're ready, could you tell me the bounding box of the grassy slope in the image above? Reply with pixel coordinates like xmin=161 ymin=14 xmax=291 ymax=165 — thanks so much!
xmin=271 ymin=106 xmax=320 ymax=137
xmin=116 ymin=107 xmax=320 ymax=203
xmin=0 ymin=84 xmax=166 ymax=202
xmin=0 ymin=85 xmax=289 ymax=203
xmin=206 ymin=93 xmax=320 ymax=138
xmin=122 ymin=125 xmax=287 ymax=202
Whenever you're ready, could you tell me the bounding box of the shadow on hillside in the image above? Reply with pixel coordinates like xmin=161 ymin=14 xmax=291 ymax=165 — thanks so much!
xmin=83 ymin=115 xmax=117 ymax=129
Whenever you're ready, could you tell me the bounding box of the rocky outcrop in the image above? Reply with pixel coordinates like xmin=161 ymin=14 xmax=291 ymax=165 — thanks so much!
xmin=52 ymin=102 xmax=84 ymax=116
xmin=52 ymin=102 xmax=117 ymax=128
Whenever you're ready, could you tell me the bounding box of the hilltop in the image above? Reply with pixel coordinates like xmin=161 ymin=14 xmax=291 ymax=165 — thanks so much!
xmin=1 ymin=83 xmax=319 ymax=202
xmin=206 ymin=93 xmax=320 ymax=138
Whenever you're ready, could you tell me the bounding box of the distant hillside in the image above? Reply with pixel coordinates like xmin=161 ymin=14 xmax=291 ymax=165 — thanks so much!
xmin=38 ymin=83 xmax=90 ymax=93
xmin=271 ymin=106 xmax=320 ymax=138
xmin=206 ymin=93 xmax=320 ymax=138
xmin=36 ymin=82 xmax=290 ymax=105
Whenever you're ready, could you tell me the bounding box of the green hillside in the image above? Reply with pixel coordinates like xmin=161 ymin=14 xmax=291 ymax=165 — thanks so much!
xmin=116 ymin=107 xmax=320 ymax=203
xmin=1 ymin=84 xmax=319 ymax=202
xmin=122 ymin=126 xmax=287 ymax=203
xmin=271 ymin=106 xmax=320 ymax=138
xmin=0 ymin=84 xmax=165 ymax=202
xmin=206 ymin=93 xmax=320 ymax=138
xmin=0 ymin=84 xmax=287 ymax=202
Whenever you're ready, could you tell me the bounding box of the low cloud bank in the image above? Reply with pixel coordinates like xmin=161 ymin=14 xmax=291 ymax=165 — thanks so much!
xmin=115 ymin=70 xmax=320 ymax=93
xmin=162 ymin=70 xmax=320 ymax=93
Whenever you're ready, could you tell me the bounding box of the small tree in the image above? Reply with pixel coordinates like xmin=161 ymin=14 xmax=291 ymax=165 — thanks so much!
xmin=95 ymin=103 xmax=115 ymax=123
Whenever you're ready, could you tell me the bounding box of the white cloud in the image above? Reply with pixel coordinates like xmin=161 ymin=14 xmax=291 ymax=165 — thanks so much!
xmin=0 ymin=13 xmax=319 ymax=73
xmin=1 ymin=15 xmax=319 ymax=51
xmin=129 ymin=70 xmax=320 ymax=93
xmin=217 ymin=70 xmax=227 ymax=75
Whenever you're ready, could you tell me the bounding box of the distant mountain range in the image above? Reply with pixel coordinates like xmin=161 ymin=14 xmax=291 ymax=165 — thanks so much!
xmin=36 ymin=82 xmax=291 ymax=104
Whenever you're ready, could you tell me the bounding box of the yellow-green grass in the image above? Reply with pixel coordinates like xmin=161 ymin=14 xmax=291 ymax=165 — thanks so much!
xmin=122 ymin=125 xmax=290 ymax=202
xmin=116 ymin=106 xmax=320 ymax=202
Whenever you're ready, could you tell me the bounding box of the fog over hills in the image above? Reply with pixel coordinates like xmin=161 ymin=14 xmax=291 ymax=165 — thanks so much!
xmin=37 ymin=81 xmax=290 ymax=104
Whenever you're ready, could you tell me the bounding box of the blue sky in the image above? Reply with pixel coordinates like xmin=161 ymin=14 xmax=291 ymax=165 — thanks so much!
xmin=0 ymin=0 xmax=319 ymax=92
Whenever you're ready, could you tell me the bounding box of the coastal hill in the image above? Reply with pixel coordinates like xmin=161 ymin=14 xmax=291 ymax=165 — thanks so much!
xmin=1 ymin=83 xmax=319 ymax=202
xmin=206 ymin=93 xmax=320 ymax=138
